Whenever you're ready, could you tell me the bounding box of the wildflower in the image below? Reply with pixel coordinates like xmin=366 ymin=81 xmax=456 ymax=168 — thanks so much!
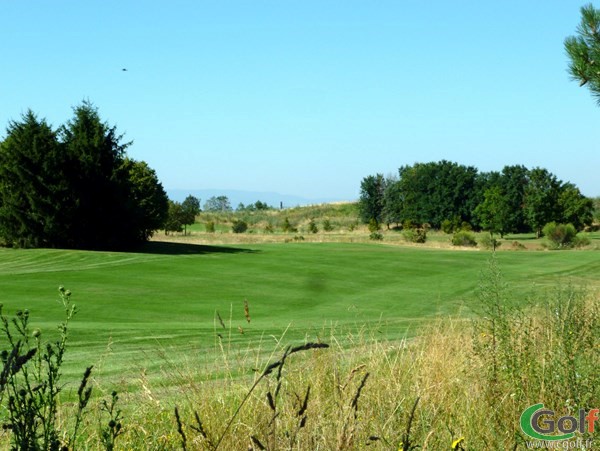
xmin=452 ymin=437 xmax=465 ymax=450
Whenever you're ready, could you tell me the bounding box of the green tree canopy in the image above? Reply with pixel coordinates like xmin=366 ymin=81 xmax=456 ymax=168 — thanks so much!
xmin=181 ymin=195 xmax=201 ymax=234
xmin=565 ymin=3 xmax=600 ymax=103
xmin=593 ymin=197 xmax=600 ymax=223
xmin=359 ymin=161 xmax=591 ymax=237
xmin=385 ymin=161 xmax=479 ymax=229
xmin=0 ymin=102 xmax=168 ymax=249
xmin=121 ymin=158 xmax=169 ymax=242
xmin=497 ymin=165 xmax=529 ymax=233
xmin=164 ymin=200 xmax=184 ymax=234
xmin=474 ymin=186 xmax=511 ymax=238
xmin=203 ymin=195 xmax=232 ymax=212
xmin=558 ymin=183 xmax=593 ymax=231
xmin=358 ymin=174 xmax=386 ymax=224
xmin=237 ymin=200 xmax=271 ymax=212
xmin=0 ymin=111 xmax=67 ymax=247
xmin=523 ymin=168 xmax=562 ymax=238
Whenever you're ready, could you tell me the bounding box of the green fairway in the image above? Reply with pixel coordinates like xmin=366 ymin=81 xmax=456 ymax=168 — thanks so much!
xmin=1 ymin=242 xmax=598 ymax=388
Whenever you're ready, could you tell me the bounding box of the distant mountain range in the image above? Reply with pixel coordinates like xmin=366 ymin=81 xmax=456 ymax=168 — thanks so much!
xmin=167 ymin=188 xmax=354 ymax=209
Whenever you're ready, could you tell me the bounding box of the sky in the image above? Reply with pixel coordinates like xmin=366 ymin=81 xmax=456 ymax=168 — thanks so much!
xmin=2 ymin=1 xmax=599 ymax=202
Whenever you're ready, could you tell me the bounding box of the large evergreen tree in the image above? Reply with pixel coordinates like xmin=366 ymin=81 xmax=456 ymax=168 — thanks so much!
xmin=0 ymin=111 xmax=69 ymax=247
xmin=59 ymin=101 xmax=132 ymax=248
xmin=0 ymin=102 xmax=168 ymax=249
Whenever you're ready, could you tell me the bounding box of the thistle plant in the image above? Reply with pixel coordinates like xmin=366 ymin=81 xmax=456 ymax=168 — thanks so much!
xmin=0 ymin=287 xmax=101 ymax=450
xmin=100 ymin=390 xmax=124 ymax=451
xmin=0 ymin=287 xmax=74 ymax=449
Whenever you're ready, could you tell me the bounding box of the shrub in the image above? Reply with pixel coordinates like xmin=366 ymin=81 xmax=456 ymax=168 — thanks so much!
xmin=441 ymin=219 xmax=454 ymax=234
xmin=232 ymin=220 xmax=248 ymax=234
xmin=205 ymin=221 xmax=215 ymax=233
xmin=542 ymin=222 xmax=578 ymax=249
xmin=574 ymin=234 xmax=591 ymax=248
xmin=368 ymin=218 xmax=380 ymax=233
xmin=369 ymin=231 xmax=383 ymax=241
xmin=323 ymin=219 xmax=334 ymax=232
xmin=460 ymin=221 xmax=473 ymax=231
xmin=403 ymin=228 xmax=427 ymax=243
xmin=308 ymin=219 xmax=318 ymax=234
xmin=479 ymin=234 xmax=502 ymax=250
xmin=511 ymin=240 xmax=526 ymax=250
xmin=282 ymin=218 xmax=297 ymax=233
xmin=264 ymin=223 xmax=274 ymax=233
xmin=451 ymin=231 xmax=477 ymax=247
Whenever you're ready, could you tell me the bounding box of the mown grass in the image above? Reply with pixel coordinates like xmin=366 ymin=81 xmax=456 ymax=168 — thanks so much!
xmin=0 ymin=243 xmax=598 ymax=387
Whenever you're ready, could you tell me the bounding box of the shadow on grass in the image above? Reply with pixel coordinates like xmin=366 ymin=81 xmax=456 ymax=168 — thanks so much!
xmin=503 ymin=234 xmax=539 ymax=241
xmin=138 ymin=241 xmax=258 ymax=255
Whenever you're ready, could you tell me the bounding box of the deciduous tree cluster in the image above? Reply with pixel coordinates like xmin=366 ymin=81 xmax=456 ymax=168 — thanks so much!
xmin=164 ymin=195 xmax=201 ymax=235
xmin=359 ymin=161 xmax=593 ymax=237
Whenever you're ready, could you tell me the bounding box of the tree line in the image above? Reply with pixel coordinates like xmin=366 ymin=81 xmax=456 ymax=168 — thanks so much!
xmin=0 ymin=102 xmax=169 ymax=250
xmin=359 ymin=160 xmax=593 ymax=238
xmin=163 ymin=196 xmax=275 ymax=234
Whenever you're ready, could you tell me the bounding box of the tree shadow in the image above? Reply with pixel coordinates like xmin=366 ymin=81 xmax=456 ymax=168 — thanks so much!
xmin=137 ymin=241 xmax=258 ymax=255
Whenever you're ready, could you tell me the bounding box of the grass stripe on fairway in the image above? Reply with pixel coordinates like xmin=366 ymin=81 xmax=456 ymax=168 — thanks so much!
xmin=0 ymin=242 xmax=598 ymax=388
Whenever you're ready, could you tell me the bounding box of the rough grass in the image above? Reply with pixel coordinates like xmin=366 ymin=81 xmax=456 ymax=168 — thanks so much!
xmin=172 ymin=202 xmax=600 ymax=250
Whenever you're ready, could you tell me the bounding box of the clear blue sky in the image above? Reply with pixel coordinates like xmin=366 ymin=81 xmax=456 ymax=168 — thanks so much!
xmin=2 ymin=1 xmax=599 ymax=200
